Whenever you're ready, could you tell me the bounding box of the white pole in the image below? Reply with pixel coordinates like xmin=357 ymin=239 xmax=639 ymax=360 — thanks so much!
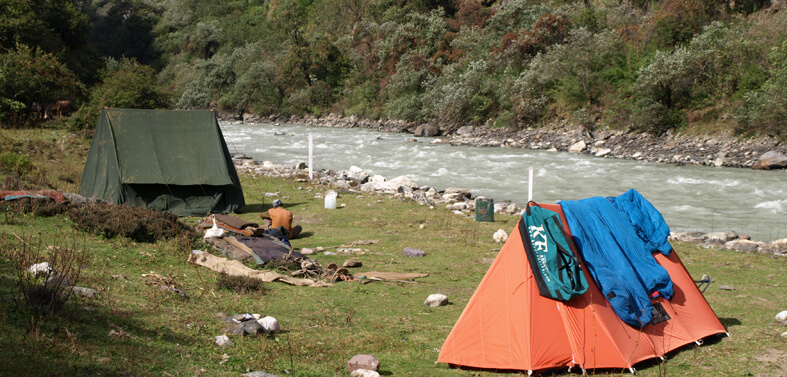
xmin=308 ymin=133 xmax=313 ymax=180
xmin=528 ymin=167 xmax=534 ymax=202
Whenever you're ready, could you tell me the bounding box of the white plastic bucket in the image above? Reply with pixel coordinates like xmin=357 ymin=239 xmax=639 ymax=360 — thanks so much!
xmin=324 ymin=190 xmax=337 ymax=209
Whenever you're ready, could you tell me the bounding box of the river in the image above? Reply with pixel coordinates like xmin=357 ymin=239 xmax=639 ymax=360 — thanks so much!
xmin=220 ymin=122 xmax=786 ymax=242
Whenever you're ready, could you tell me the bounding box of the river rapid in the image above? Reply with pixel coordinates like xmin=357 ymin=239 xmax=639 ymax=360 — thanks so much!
xmin=220 ymin=122 xmax=786 ymax=242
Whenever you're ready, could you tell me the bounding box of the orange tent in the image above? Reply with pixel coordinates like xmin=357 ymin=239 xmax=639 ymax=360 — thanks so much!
xmin=438 ymin=204 xmax=727 ymax=374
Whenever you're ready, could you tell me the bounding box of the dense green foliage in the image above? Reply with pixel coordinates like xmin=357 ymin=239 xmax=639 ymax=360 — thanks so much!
xmin=1 ymin=0 xmax=785 ymax=137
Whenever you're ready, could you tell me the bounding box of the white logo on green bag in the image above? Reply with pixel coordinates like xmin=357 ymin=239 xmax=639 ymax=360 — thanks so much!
xmin=528 ymin=225 xmax=551 ymax=282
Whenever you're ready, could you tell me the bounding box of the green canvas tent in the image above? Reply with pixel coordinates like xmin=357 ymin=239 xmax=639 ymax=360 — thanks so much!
xmin=79 ymin=108 xmax=245 ymax=216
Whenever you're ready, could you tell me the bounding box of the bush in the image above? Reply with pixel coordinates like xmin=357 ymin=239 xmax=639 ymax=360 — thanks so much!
xmin=68 ymin=204 xmax=196 ymax=243
xmin=0 ymin=198 xmax=71 ymax=218
xmin=0 ymin=230 xmax=89 ymax=332
xmin=425 ymin=60 xmax=498 ymax=124
xmin=0 ymin=152 xmax=34 ymax=178
xmin=734 ymin=40 xmax=787 ymax=137
xmin=215 ymin=272 xmax=266 ymax=294
xmin=631 ymin=46 xmax=696 ymax=134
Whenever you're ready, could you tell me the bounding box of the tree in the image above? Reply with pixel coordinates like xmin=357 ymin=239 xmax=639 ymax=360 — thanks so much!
xmin=67 ymin=58 xmax=171 ymax=130
xmin=0 ymin=44 xmax=83 ymax=128
xmin=88 ymin=0 xmax=162 ymax=68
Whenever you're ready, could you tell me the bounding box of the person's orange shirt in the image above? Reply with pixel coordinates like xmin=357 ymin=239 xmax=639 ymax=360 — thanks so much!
xmin=268 ymin=207 xmax=294 ymax=236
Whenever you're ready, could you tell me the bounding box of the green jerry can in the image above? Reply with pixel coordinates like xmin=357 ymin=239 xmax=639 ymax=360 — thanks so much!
xmin=475 ymin=198 xmax=494 ymax=222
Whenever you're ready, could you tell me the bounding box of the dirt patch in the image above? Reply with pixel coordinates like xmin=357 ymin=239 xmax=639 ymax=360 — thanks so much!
xmin=295 ymin=212 xmax=324 ymax=225
xmin=754 ymin=348 xmax=787 ymax=375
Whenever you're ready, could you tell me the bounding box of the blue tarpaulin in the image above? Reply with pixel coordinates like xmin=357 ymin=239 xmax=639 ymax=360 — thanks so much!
xmin=560 ymin=191 xmax=673 ymax=327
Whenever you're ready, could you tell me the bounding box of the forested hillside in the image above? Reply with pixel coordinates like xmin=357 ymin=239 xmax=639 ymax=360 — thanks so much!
xmin=1 ymin=0 xmax=785 ymax=138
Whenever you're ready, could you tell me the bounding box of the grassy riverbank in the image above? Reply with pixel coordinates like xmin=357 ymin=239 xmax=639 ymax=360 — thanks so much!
xmin=1 ymin=128 xmax=786 ymax=376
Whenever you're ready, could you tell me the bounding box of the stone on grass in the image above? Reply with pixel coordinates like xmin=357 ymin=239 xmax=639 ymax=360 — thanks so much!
xmin=347 ymin=354 xmax=380 ymax=372
xmin=424 ymin=293 xmax=449 ymax=307
xmin=242 ymin=373 xmax=279 ymax=377
xmin=226 ymin=326 xmax=245 ymax=336
xmin=300 ymin=248 xmax=316 ymax=255
xmin=493 ymin=229 xmax=508 ymax=243
xmin=215 ymin=335 xmax=233 ymax=347
xmin=350 ymin=369 xmax=381 ymax=377
xmin=719 ymin=284 xmax=735 ymax=291
xmin=242 ymin=319 xmax=263 ymax=335
xmin=770 ymin=237 xmax=787 ymax=253
xmin=258 ymin=316 xmax=280 ymax=334
xmin=343 ymin=259 xmax=363 ymax=268
xmin=403 ymin=247 xmax=426 ymax=257
xmin=775 ymin=311 xmax=787 ymax=325
xmin=71 ymin=286 xmax=98 ymax=298
xmin=46 ymin=273 xmax=73 ymax=288
xmin=724 ymin=239 xmax=765 ymax=253
xmin=27 ymin=262 xmax=54 ymax=275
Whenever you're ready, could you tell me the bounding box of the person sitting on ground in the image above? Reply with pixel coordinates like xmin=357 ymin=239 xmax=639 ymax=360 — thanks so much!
xmin=260 ymin=199 xmax=302 ymax=239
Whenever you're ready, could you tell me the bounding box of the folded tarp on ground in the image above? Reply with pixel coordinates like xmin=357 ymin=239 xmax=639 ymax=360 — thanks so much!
xmin=560 ymin=192 xmax=673 ymax=327
xmin=189 ymin=250 xmax=330 ymax=287
xmin=1 ymin=190 xmax=67 ymax=203
xmin=233 ymin=236 xmax=302 ymax=264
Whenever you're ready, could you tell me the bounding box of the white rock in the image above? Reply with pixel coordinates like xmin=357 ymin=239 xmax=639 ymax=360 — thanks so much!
xmin=387 ymin=175 xmax=418 ymax=189
xmin=369 ymin=175 xmax=387 ymax=183
xmin=498 ymin=203 xmax=518 ymax=214
xmin=775 ymin=310 xmax=787 ymax=325
xmin=451 ymin=202 xmax=468 ymax=211
xmin=424 ymin=293 xmax=449 ymax=307
xmin=27 ymin=262 xmax=54 ymax=275
xmin=350 ymin=369 xmax=381 ymax=377
xmin=770 ymin=237 xmax=787 ymax=252
xmin=594 ymin=148 xmax=612 ymax=157
xmin=215 ymin=335 xmax=233 ymax=347
xmin=724 ymin=239 xmax=765 ymax=253
xmin=257 ymin=316 xmax=280 ymax=333
xmin=569 ymin=140 xmax=586 ymax=153
xmin=493 ymin=229 xmax=508 ymax=243
xmin=71 ymin=286 xmax=98 ymax=298
xmin=782 ymin=331 xmax=787 ymax=338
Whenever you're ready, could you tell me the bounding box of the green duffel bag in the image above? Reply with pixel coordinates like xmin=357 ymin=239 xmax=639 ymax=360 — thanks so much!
xmin=519 ymin=202 xmax=589 ymax=301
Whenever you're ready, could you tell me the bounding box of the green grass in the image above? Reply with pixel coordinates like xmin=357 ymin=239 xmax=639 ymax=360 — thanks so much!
xmin=1 ymin=128 xmax=786 ymax=376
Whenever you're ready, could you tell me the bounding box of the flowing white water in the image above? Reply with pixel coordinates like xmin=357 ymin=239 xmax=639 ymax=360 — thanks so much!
xmin=221 ymin=122 xmax=787 ymax=242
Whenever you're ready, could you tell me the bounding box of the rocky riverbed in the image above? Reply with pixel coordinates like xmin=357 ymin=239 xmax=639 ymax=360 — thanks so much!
xmin=236 ymin=113 xmax=787 ymax=170
xmin=228 ymin=112 xmax=786 ymax=254
xmin=232 ymin=156 xmax=787 ymax=258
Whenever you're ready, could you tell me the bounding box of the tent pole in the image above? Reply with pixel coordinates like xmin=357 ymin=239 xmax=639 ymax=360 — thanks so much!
xmin=308 ymin=133 xmax=313 ymax=180
xmin=527 ymin=167 xmax=534 ymax=202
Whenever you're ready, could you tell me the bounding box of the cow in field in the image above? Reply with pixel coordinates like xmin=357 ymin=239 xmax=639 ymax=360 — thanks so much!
xmin=44 ymin=100 xmax=73 ymax=119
